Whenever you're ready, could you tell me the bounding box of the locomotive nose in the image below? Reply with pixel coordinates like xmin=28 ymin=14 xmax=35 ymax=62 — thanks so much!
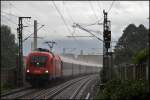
xmin=29 ymin=55 xmax=48 ymax=67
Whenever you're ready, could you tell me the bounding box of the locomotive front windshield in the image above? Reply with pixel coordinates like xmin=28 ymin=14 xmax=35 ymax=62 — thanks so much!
xmin=30 ymin=56 xmax=47 ymax=67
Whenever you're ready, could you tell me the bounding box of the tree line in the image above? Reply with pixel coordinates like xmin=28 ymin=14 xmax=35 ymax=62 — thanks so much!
xmin=114 ymin=24 xmax=149 ymax=65
xmin=1 ymin=25 xmax=18 ymax=69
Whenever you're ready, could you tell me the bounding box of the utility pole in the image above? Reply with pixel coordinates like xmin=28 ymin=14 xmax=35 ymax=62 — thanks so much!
xmin=17 ymin=17 xmax=31 ymax=87
xmin=34 ymin=20 xmax=37 ymax=50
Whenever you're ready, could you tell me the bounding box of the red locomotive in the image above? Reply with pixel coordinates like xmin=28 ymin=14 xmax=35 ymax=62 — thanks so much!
xmin=25 ymin=48 xmax=100 ymax=86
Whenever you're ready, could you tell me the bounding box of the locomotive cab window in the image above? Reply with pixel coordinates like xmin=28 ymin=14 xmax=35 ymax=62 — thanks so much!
xmin=30 ymin=56 xmax=47 ymax=67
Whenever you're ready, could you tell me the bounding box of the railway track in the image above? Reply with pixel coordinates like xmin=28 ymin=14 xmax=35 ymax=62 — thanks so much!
xmin=1 ymin=85 xmax=31 ymax=97
xmin=1 ymin=74 xmax=97 ymax=99
xmin=1 ymin=86 xmax=37 ymax=99
xmin=69 ymin=77 xmax=92 ymax=99
xmin=22 ymin=75 xmax=89 ymax=99
xmin=54 ymin=75 xmax=97 ymax=99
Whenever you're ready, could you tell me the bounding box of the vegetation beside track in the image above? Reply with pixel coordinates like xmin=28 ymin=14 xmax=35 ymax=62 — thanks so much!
xmin=95 ymin=79 xmax=149 ymax=100
xmin=1 ymin=83 xmax=16 ymax=93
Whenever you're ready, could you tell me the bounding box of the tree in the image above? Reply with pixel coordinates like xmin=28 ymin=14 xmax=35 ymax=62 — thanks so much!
xmin=132 ymin=48 xmax=149 ymax=64
xmin=114 ymin=24 xmax=149 ymax=65
xmin=1 ymin=25 xmax=18 ymax=69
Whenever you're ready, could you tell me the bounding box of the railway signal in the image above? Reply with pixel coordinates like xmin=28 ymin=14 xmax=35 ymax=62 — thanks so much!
xmin=104 ymin=30 xmax=111 ymax=41
xmin=103 ymin=13 xmax=111 ymax=51
xmin=104 ymin=30 xmax=111 ymax=48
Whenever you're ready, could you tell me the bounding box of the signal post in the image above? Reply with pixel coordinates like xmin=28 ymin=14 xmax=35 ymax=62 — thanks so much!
xmin=101 ymin=10 xmax=112 ymax=84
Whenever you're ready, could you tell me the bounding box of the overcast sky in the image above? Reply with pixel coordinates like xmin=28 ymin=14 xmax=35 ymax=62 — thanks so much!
xmin=1 ymin=1 xmax=149 ymax=56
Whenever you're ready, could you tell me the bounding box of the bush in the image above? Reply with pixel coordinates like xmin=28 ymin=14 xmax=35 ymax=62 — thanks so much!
xmin=96 ymin=79 xmax=149 ymax=100
xmin=132 ymin=48 xmax=149 ymax=64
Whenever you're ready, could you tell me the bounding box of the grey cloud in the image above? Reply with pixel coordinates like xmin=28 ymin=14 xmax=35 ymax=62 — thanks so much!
xmin=1 ymin=1 xmax=149 ymax=56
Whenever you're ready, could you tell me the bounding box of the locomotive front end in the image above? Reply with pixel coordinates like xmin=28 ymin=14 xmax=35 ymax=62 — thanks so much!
xmin=26 ymin=52 xmax=51 ymax=85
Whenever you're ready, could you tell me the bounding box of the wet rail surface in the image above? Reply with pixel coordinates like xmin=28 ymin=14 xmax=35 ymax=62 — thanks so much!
xmin=54 ymin=75 xmax=96 ymax=99
xmin=22 ymin=75 xmax=90 ymax=99
xmin=1 ymin=86 xmax=31 ymax=97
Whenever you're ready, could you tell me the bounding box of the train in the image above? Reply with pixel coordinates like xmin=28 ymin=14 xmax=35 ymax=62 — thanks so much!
xmin=25 ymin=48 xmax=100 ymax=86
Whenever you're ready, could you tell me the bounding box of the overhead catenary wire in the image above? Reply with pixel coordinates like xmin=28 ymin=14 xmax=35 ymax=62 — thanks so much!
xmin=107 ymin=0 xmax=115 ymax=13
xmin=67 ymin=1 xmax=104 ymax=41
xmin=2 ymin=7 xmax=41 ymax=40
xmin=1 ymin=14 xmax=35 ymax=41
xmin=62 ymin=2 xmax=77 ymax=39
xmin=7 ymin=2 xmax=41 ymax=26
xmin=1 ymin=11 xmax=19 ymax=17
xmin=2 ymin=11 xmax=33 ymax=28
xmin=52 ymin=1 xmax=79 ymax=43
xmin=97 ymin=1 xmax=104 ymax=23
xmin=2 ymin=11 xmax=31 ymax=30
xmin=23 ymin=25 xmax=45 ymax=42
xmin=73 ymin=23 xmax=103 ymax=42
xmin=80 ymin=21 xmax=99 ymax=27
xmin=63 ymin=7 xmax=88 ymax=52
xmin=1 ymin=14 xmax=18 ymax=25
xmin=97 ymin=1 xmax=103 ymax=17
xmin=61 ymin=2 xmax=92 ymax=53
xmin=89 ymin=1 xmax=99 ymax=21
xmin=88 ymin=1 xmax=103 ymax=26
xmin=9 ymin=2 xmax=26 ymax=16
xmin=63 ymin=2 xmax=75 ymax=23
xmin=78 ymin=1 xmax=104 ymax=27
xmin=52 ymin=1 xmax=72 ymax=34
xmin=65 ymin=1 xmax=102 ymax=28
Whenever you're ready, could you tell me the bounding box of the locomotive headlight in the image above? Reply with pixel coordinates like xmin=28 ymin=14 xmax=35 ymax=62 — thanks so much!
xmin=45 ymin=70 xmax=48 ymax=73
xmin=27 ymin=69 xmax=30 ymax=73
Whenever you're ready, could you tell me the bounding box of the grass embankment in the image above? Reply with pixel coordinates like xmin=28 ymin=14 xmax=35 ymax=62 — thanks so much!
xmin=95 ymin=79 xmax=149 ymax=100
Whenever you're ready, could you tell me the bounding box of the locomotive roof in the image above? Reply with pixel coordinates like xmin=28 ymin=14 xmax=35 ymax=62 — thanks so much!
xmin=29 ymin=51 xmax=54 ymax=57
xmin=30 ymin=48 xmax=54 ymax=56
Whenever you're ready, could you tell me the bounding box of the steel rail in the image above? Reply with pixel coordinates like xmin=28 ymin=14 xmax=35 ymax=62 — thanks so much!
xmin=33 ymin=76 xmax=89 ymax=99
xmin=1 ymin=86 xmax=31 ymax=97
xmin=20 ymin=75 xmax=88 ymax=99
xmin=1 ymin=88 xmax=37 ymax=99
xmin=69 ymin=76 xmax=93 ymax=99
